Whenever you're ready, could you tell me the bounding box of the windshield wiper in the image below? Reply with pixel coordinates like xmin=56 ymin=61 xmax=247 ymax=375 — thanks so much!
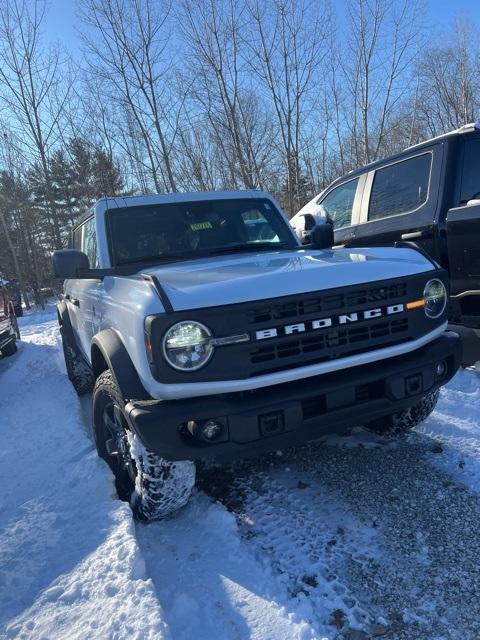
xmin=209 ymin=242 xmax=290 ymax=255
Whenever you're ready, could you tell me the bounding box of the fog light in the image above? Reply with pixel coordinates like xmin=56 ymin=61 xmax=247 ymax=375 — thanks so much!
xmin=435 ymin=361 xmax=447 ymax=378
xmin=201 ymin=420 xmax=223 ymax=441
xmin=187 ymin=418 xmax=226 ymax=443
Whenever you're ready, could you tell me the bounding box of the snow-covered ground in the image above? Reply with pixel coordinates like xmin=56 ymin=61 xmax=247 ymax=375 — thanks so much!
xmin=1 ymin=311 xmax=479 ymax=639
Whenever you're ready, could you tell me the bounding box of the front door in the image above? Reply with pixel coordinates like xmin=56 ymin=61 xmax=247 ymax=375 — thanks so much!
xmin=351 ymin=145 xmax=444 ymax=262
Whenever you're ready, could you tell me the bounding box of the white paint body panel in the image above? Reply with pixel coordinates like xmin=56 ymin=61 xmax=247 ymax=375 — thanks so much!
xmin=142 ymin=247 xmax=434 ymax=311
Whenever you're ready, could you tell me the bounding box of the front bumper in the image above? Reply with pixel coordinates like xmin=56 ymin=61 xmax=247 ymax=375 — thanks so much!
xmin=125 ymin=332 xmax=462 ymax=462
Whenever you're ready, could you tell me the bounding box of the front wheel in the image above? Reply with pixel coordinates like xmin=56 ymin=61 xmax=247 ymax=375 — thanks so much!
xmin=92 ymin=370 xmax=195 ymax=521
xmin=365 ymin=389 xmax=440 ymax=435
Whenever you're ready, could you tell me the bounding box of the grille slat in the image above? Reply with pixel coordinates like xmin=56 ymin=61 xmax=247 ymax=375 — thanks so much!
xmin=250 ymin=317 xmax=409 ymax=366
xmin=248 ymin=283 xmax=407 ymax=325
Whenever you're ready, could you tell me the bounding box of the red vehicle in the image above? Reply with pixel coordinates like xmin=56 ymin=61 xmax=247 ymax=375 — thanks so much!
xmin=0 ymin=285 xmax=20 ymax=357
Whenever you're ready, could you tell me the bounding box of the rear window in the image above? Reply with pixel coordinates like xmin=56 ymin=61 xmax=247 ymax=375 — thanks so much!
xmin=368 ymin=153 xmax=431 ymax=221
xmin=107 ymin=198 xmax=295 ymax=265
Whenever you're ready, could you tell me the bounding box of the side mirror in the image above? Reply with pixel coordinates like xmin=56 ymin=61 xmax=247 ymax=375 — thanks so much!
xmin=310 ymin=222 xmax=334 ymax=250
xmin=52 ymin=249 xmax=90 ymax=279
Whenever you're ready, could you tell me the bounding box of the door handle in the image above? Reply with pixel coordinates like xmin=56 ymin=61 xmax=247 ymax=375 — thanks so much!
xmin=401 ymin=231 xmax=423 ymax=240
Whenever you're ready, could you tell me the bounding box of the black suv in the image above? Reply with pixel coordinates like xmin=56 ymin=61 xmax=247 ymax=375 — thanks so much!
xmin=292 ymin=123 xmax=480 ymax=363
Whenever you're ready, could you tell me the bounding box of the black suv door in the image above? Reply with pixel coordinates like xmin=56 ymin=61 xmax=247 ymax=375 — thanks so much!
xmin=446 ymin=134 xmax=480 ymax=326
xmin=350 ymin=145 xmax=444 ymax=259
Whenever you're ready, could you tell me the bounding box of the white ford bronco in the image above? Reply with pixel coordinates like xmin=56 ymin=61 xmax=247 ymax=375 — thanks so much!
xmin=53 ymin=191 xmax=461 ymax=520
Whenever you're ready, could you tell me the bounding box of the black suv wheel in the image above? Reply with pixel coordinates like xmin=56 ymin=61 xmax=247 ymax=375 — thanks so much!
xmin=92 ymin=370 xmax=195 ymax=521
xmin=365 ymin=389 xmax=440 ymax=435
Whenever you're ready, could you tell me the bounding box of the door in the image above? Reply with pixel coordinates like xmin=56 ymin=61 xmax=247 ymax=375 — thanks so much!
xmin=67 ymin=217 xmax=103 ymax=359
xmin=351 ymin=146 xmax=443 ymax=259
xmin=446 ymin=135 xmax=480 ymax=325
xmin=64 ymin=223 xmax=84 ymax=341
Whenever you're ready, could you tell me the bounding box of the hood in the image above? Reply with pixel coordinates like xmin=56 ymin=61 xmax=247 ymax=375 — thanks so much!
xmin=142 ymin=247 xmax=435 ymax=312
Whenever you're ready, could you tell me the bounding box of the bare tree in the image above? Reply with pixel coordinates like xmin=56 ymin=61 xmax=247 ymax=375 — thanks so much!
xmin=80 ymin=0 xmax=179 ymax=193
xmin=414 ymin=22 xmax=479 ymax=137
xmin=244 ymin=0 xmax=330 ymax=215
xmin=179 ymin=0 xmax=273 ymax=191
xmin=0 ymin=0 xmax=71 ymax=248
xmin=341 ymin=0 xmax=422 ymax=166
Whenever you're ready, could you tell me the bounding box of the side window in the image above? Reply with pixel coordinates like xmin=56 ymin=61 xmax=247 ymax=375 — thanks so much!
xmin=460 ymin=138 xmax=480 ymax=204
xmin=368 ymin=153 xmax=431 ymax=221
xmin=82 ymin=218 xmax=99 ymax=267
xmin=319 ymin=179 xmax=359 ymax=229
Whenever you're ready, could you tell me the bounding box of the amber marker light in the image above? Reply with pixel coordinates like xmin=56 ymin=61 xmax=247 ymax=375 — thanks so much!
xmin=406 ymin=299 xmax=426 ymax=310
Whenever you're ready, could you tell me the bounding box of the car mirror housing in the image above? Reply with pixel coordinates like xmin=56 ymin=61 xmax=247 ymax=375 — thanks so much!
xmin=52 ymin=249 xmax=91 ymax=279
xmin=310 ymin=222 xmax=334 ymax=250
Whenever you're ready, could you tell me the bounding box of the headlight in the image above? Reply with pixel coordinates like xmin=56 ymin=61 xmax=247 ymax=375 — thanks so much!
xmin=162 ymin=321 xmax=213 ymax=370
xmin=423 ymin=279 xmax=447 ymax=319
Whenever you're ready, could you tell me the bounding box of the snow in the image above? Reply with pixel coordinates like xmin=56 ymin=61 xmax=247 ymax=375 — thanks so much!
xmin=1 ymin=309 xmax=479 ymax=639
xmin=0 ymin=311 xmax=315 ymax=639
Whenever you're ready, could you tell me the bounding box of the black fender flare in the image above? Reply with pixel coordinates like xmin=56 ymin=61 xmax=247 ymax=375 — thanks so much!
xmin=91 ymin=329 xmax=151 ymax=401
xmin=57 ymin=301 xmax=80 ymax=352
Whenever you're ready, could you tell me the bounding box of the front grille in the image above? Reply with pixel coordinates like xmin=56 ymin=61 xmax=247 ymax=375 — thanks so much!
xmin=147 ymin=272 xmax=445 ymax=383
xmin=248 ymin=283 xmax=407 ymax=324
xmin=251 ymin=317 xmax=409 ymax=365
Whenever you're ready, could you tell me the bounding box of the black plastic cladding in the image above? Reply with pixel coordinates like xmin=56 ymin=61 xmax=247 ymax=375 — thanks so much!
xmin=144 ymin=270 xmax=449 ymax=384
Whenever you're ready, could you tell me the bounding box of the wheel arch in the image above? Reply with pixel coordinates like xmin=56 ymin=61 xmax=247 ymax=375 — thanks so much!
xmin=91 ymin=329 xmax=151 ymax=401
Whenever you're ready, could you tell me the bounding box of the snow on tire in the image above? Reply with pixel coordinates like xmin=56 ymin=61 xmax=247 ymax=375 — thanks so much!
xmin=366 ymin=389 xmax=440 ymax=435
xmin=93 ymin=370 xmax=195 ymax=521
xmin=128 ymin=433 xmax=195 ymax=521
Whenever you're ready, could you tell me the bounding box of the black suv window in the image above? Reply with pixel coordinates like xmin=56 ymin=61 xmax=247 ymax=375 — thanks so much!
xmin=319 ymin=179 xmax=358 ymax=229
xmin=460 ymin=138 xmax=480 ymax=204
xmin=82 ymin=218 xmax=99 ymax=268
xmin=368 ymin=153 xmax=431 ymax=220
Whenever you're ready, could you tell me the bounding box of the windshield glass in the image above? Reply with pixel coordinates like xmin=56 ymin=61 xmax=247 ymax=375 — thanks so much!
xmin=107 ymin=198 xmax=296 ymax=265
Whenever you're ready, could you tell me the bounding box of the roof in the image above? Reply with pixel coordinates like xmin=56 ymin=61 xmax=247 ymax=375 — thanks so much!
xmin=341 ymin=122 xmax=480 ymax=183
xmin=95 ymin=190 xmax=272 ymax=213
xmin=403 ymin=122 xmax=480 ymax=152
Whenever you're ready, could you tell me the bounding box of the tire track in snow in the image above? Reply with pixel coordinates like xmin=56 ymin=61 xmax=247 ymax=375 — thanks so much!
xmin=198 ymin=373 xmax=480 ymax=639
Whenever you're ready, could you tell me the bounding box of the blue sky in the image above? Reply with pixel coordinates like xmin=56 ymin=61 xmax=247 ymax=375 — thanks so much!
xmin=43 ymin=0 xmax=480 ymax=54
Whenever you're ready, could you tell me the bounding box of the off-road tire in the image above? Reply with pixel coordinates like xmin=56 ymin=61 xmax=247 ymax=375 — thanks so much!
xmin=93 ymin=370 xmax=195 ymax=521
xmin=61 ymin=327 xmax=94 ymax=395
xmin=1 ymin=338 xmax=17 ymax=357
xmin=365 ymin=389 xmax=440 ymax=435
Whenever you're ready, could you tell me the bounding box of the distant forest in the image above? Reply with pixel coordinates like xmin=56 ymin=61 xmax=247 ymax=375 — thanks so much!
xmin=0 ymin=0 xmax=478 ymax=304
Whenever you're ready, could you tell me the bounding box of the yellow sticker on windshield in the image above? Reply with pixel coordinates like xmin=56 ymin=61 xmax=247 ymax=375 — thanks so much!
xmin=190 ymin=221 xmax=213 ymax=231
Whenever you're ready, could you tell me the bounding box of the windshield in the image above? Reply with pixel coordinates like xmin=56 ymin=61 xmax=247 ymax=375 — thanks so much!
xmin=107 ymin=198 xmax=296 ymax=265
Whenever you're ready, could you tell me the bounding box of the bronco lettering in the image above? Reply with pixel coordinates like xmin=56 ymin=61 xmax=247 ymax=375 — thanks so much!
xmin=255 ymin=304 xmax=405 ymax=341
